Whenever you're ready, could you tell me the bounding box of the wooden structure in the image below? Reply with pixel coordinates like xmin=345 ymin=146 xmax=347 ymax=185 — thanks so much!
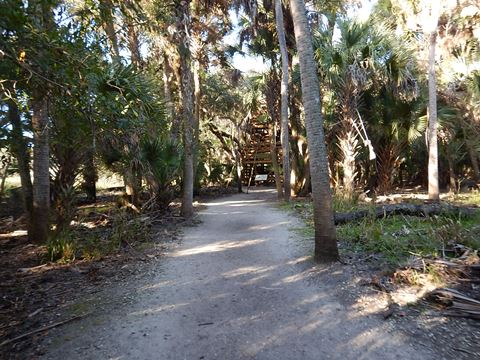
xmin=241 ymin=120 xmax=282 ymax=185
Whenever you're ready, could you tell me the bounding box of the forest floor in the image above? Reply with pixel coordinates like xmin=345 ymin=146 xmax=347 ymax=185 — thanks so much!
xmin=1 ymin=188 xmax=479 ymax=359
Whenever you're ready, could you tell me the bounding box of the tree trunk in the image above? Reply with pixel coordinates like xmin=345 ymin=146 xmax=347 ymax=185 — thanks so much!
xmin=467 ymin=142 xmax=480 ymax=182
xmin=126 ymin=11 xmax=142 ymax=67
xmin=0 ymin=158 xmax=10 ymax=202
xmin=83 ymin=149 xmax=97 ymax=203
xmin=124 ymin=168 xmax=140 ymax=207
xmin=235 ymin=124 xmax=243 ymax=193
xmin=31 ymin=94 xmax=50 ymax=243
xmin=8 ymin=100 xmax=34 ymax=228
xmin=100 ymin=0 xmax=120 ymax=61
xmin=427 ymin=28 xmax=440 ymax=201
xmin=445 ymin=145 xmax=456 ymax=193
xmin=192 ymin=53 xmax=201 ymax=196
xmin=163 ymin=54 xmax=175 ymax=122
xmin=338 ymin=128 xmax=358 ymax=198
xmin=177 ymin=1 xmax=195 ymax=218
xmin=171 ymin=57 xmax=183 ymax=143
xmin=290 ymin=0 xmax=338 ymax=262
xmin=275 ymin=0 xmax=291 ymax=201
xmin=270 ymin=122 xmax=284 ymax=200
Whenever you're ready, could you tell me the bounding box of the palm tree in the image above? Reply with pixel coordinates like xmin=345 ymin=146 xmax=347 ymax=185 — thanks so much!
xmin=289 ymin=0 xmax=338 ymax=262
xmin=175 ymin=0 xmax=195 ymax=217
xmin=275 ymin=0 xmax=291 ymax=201
xmin=30 ymin=0 xmax=53 ymax=243
xmin=425 ymin=2 xmax=441 ymax=201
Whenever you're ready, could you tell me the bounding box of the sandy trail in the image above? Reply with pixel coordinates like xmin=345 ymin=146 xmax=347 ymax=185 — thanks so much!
xmin=42 ymin=189 xmax=436 ymax=359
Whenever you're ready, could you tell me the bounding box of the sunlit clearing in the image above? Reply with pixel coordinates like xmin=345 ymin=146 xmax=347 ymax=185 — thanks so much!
xmin=248 ymin=221 xmax=289 ymax=231
xmin=201 ymin=199 xmax=265 ymax=207
xmin=140 ymin=280 xmax=175 ymax=291
xmin=129 ymin=302 xmax=190 ymax=316
xmin=352 ymin=292 xmax=389 ymax=316
xmin=222 ymin=265 xmax=275 ymax=278
xmin=286 ymin=256 xmax=310 ymax=265
xmin=171 ymin=239 xmax=265 ymax=257
xmin=273 ymin=272 xmax=308 ymax=286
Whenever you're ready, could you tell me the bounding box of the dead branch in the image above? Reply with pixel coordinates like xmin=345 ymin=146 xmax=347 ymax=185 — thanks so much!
xmin=334 ymin=203 xmax=477 ymax=225
xmin=0 ymin=313 xmax=90 ymax=348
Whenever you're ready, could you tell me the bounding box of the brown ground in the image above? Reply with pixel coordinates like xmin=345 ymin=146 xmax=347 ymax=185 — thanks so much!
xmin=0 ymin=188 xmax=479 ymax=359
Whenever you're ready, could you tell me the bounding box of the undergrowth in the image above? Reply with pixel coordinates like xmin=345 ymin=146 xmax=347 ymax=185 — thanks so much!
xmin=46 ymin=210 xmax=151 ymax=263
xmin=282 ymin=195 xmax=480 ymax=268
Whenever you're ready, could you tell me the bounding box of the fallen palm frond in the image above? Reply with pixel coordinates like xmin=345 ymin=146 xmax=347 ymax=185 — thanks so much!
xmin=428 ymin=288 xmax=480 ymax=320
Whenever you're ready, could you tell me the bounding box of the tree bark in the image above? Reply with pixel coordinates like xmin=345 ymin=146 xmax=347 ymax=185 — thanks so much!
xmin=192 ymin=52 xmax=201 ymax=195
xmin=446 ymin=147 xmax=456 ymax=193
xmin=8 ymin=100 xmax=34 ymax=228
xmin=290 ymin=0 xmax=338 ymax=262
xmin=82 ymin=149 xmax=97 ymax=203
xmin=100 ymin=0 xmax=120 ymax=61
xmin=31 ymin=94 xmax=50 ymax=243
xmin=29 ymin=0 xmax=53 ymax=243
xmin=163 ymin=54 xmax=175 ymax=123
xmin=0 ymin=158 xmax=11 ymax=202
xmin=177 ymin=0 xmax=195 ymax=218
xmin=427 ymin=25 xmax=440 ymax=201
xmin=275 ymin=0 xmax=291 ymax=201
xmin=126 ymin=12 xmax=142 ymax=67
xmin=467 ymin=142 xmax=480 ymax=182
xmin=270 ymin=122 xmax=284 ymax=200
xmin=338 ymin=127 xmax=358 ymax=197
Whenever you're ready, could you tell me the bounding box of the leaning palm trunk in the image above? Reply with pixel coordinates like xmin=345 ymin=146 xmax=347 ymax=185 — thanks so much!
xmin=275 ymin=0 xmax=291 ymax=201
xmin=290 ymin=0 xmax=338 ymax=262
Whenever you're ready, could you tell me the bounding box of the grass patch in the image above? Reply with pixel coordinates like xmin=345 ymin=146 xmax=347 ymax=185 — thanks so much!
xmin=283 ymin=196 xmax=480 ymax=267
xmin=447 ymin=191 xmax=480 ymax=207
xmin=46 ymin=209 xmax=151 ymax=263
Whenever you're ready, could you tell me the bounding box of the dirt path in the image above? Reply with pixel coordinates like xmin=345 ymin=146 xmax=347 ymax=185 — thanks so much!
xmin=41 ymin=189 xmax=438 ymax=359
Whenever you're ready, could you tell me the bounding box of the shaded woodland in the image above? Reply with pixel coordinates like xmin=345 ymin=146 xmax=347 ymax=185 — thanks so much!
xmin=1 ymin=0 xmax=480 ymax=356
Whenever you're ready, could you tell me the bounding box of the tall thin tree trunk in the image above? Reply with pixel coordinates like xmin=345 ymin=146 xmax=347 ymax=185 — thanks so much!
xmin=29 ymin=0 xmax=52 ymax=243
xmin=177 ymin=0 xmax=195 ymax=217
xmin=31 ymin=94 xmax=50 ymax=243
xmin=83 ymin=149 xmax=97 ymax=203
xmin=0 ymin=158 xmax=11 ymax=202
xmin=275 ymin=0 xmax=291 ymax=201
xmin=171 ymin=57 xmax=183 ymax=143
xmin=290 ymin=0 xmax=338 ymax=262
xmin=127 ymin=19 xmax=141 ymax=67
xmin=427 ymin=17 xmax=440 ymax=201
xmin=192 ymin=54 xmax=201 ymax=195
xmin=8 ymin=100 xmax=34 ymax=229
xmin=163 ymin=55 xmax=175 ymax=121
xmin=467 ymin=142 xmax=480 ymax=181
xmin=270 ymin=122 xmax=284 ymax=200
xmin=100 ymin=0 xmax=120 ymax=61
xmin=446 ymin=148 xmax=456 ymax=193
xmin=235 ymin=124 xmax=243 ymax=193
